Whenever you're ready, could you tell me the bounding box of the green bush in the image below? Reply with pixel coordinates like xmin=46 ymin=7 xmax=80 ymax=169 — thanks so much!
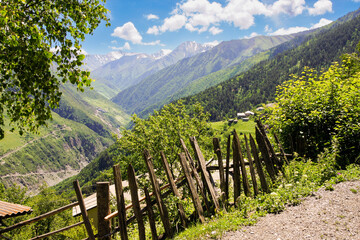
xmin=268 ymin=45 xmax=360 ymax=167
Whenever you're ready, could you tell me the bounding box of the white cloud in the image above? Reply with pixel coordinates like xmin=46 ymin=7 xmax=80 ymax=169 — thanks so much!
xmin=209 ymin=26 xmax=223 ymax=35
xmin=308 ymin=0 xmax=332 ymax=16
xmin=245 ymin=32 xmax=260 ymax=39
xmin=148 ymin=0 xmax=333 ymax=36
xmin=203 ymin=40 xmax=220 ymax=47
xmin=146 ymin=14 xmax=159 ymax=20
xmin=269 ymin=26 xmax=309 ymax=35
xmin=160 ymin=14 xmax=187 ymax=32
xmin=110 ymin=42 xmax=131 ymax=51
xmin=311 ymin=18 xmax=333 ymax=29
xmin=269 ymin=18 xmax=333 ymax=36
xmin=264 ymin=25 xmax=272 ymax=33
xmin=268 ymin=0 xmax=306 ymax=16
xmin=147 ymin=26 xmax=160 ymax=35
xmin=111 ymin=22 xmax=142 ymax=44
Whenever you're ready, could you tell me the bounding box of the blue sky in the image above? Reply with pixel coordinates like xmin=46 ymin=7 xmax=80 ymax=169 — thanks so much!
xmin=82 ymin=0 xmax=360 ymax=55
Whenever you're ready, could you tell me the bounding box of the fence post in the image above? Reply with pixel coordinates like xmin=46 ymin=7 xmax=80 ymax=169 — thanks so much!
xmin=232 ymin=132 xmax=241 ymax=202
xmin=144 ymin=187 xmax=158 ymax=240
xmin=178 ymin=153 xmax=205 ymax=223
xmin=256 ymin=127 xmax=277 ymax=182
xmin=73 ymin=180 xmax=95 ymax=240
xmin=233 ymin=130 xmax=251 ymax=197
xmin=225 ymin=134 xmax=231 ymax=201
xmin=249 ymin=134 xmax=270 ymax=193
xmin=143 ymin=150 xmax=173 ymax=238
xmin=213 ymin=138 xmax=225 ymax=194
xmin=160 ymin=151 xmax=187 ymax=228
xmin=127 ymin=164 xmax=146 ymax=240
xmin=190 ymin=136 xmax=220 ymax=211
xmin=113 ymin=164 xmax=128 ymax=240
xmin=97 ymin=182 xmax=111 ymax=239
xmin=244 ymin=135 xmax=259 ymax=196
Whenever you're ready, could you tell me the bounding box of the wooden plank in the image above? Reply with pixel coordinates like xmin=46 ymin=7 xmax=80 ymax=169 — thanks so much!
xmin=73 ymin=180 xmax=95 ymax=240
xmin=213 ymin=138 xmax=225 ymax=194
xmin=30 ymin=221 xmax=84 ymax=240
xmin=233 ymin=131 xmax=251 ymax=197
xmin=244 ymin=135 xmax=259 ymax=196
xmin=97 ymin=182 xmax=111 ymax=239
xmin=190 ymin=136 xmax=220 ymax=211
xmin=225 ymin=134 xmax=231 ymax=201
xmin=178 ymin=152 xmax=205 ymax=223
xmin=232 ymin=132 xmax=241 ymax=202
xmin=249 ymin=134 xmax=270 ymax=193
xmin=256 ymin=120 xmax=281 ymax=170
xmin=0 ymin=202 xmax=78 ymax=234
xmin=112 ymin=164 xmax=128 ymax=240
xmin=143 ymin=150 xmax=173 ymax=238
xmin=180 ymin=138 xmax=210 ymax=212
xmin=273 ymin=132 xmax=289 ymax=165
xmin=160 ymin=151 xmax=187 ymax=228
xmin=127 ymin=164 xmax=146 ymax=240
xmin=144 ymin=187 xmax=158 ymax=240
xmin=255 ymin=127 xmax=277 ymax=182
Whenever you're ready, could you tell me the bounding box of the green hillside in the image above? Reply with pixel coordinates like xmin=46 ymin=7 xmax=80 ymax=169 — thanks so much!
xmin=113 ymin=35 xmax=296 ymax=116
xmin=0 ymin=85 xmax=130 ymax=193
xmin=183 ymin=9 xmax=360 ymax=121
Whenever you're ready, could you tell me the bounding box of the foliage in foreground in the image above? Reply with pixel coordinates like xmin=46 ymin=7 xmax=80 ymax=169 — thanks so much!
xmin=268 ymin=46 xmax=360 ymax=167
xmin=114 ymin=101 xmax=215 ymax=182
xmin=0 ymin=0 xmax=109 ymax=139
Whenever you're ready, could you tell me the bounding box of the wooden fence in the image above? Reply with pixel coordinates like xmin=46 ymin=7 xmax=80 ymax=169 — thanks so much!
xmin=0 ymin=120 xmax=290 ymax=239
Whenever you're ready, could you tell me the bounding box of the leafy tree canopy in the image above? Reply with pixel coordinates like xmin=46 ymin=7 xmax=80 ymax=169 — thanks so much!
xmin=0 ymin=0 xmax=109 ymax=139
xmin=115 ymin=101 xmax=215 ymax=183
xmin=268 ymin=43 xmax=360 ymax=167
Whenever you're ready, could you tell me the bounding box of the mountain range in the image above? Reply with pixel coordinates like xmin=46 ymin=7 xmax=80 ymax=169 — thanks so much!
xmin=87 ymin=41 xmax=215 ymax=98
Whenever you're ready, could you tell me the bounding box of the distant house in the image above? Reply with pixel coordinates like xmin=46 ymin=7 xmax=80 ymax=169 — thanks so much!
xmin=233 ymin=119 xmax=238 ymax=124
xmin=242 ymin=118 xmax=250 ymax=122
xmin=237 ymin=113 xmax=246 ymax=119
xmin=256 ymin=107 xmax=265 ymax=111
xmin=228 ymin=119 xmax=234 ymax=124
xmin=245 ymin=111 xmax=254 ymax=116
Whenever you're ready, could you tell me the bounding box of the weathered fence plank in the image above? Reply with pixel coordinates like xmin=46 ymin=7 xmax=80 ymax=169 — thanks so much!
xmin=255 ymin=127 xmax=277 ymax=182
xmin=225 ymin=134 xmax=231 ymax=201
xmin=273 ymin=132 xmax=289 ymax=165
xmin=180 ymin=138 xmax=210 ymax=212
xmin=178 ymin=152 xmax=205 ymax=223
xmin=249 ymin=134 xmax=270 ymax=193
xmin=143 ymin=150 xmax=173 ymax=238
xmin=233 ymin=131 xmax=251 ymax=197
xmin=97 ymin=182 xmax=111 ymax=239
xmin=190 ymin=136 xmax=220 ymax=211
xmin=256 ymin=120 xmax=281 ymax=170
xmin=127 ymin=164 xmax=146 ymax=240
xmin=112 ymin=164 xmax=128 ymax=240
xmin=244 ymin=135 xmax=259 ymax=196
xmin=160 ymin=151 xmax=187 ymax=228
xmin=73 ymin=180 xmax=95 ymax=240
xmin=144 ymin=187 xmax=158 ymax=240
xmin=213 ymin=138 xmax=225 ymax=194
xmin=232 ymin=132 xmax=242 ymax=202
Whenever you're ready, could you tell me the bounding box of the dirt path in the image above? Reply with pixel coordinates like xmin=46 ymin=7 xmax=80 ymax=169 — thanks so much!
xmin=222 ymin=180 xmax=360 ymax=240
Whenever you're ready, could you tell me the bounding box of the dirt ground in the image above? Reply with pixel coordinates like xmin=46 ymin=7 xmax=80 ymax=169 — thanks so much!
xmin=222 ymin=180 xmax=360 ymax=240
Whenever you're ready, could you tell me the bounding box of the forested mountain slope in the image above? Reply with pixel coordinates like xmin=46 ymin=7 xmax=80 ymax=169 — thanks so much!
xmin=112 ymin=35 xmax=297 ymax=116
xmin=183 ymin=9 xmax=360 ymax=121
